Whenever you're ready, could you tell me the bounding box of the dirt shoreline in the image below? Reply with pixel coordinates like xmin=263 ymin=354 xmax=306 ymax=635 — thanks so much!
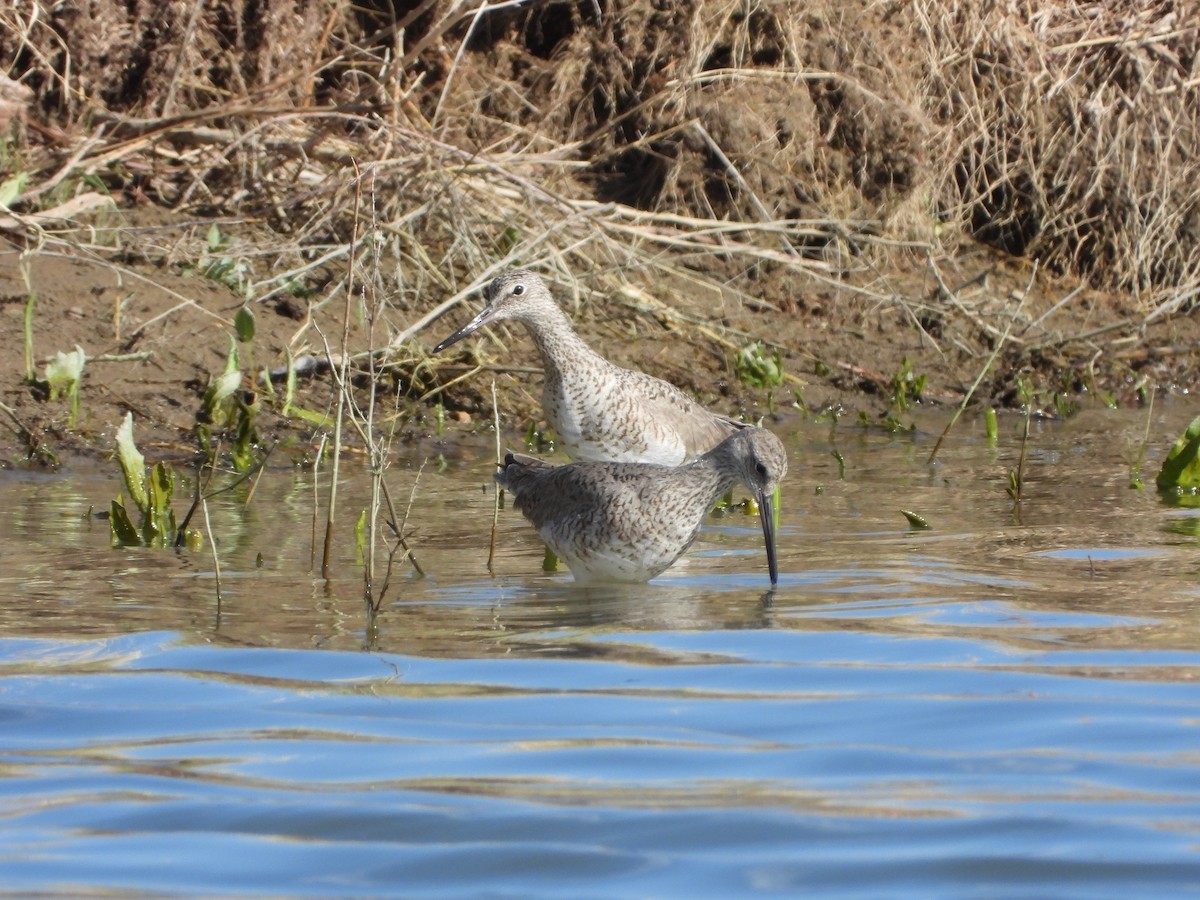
xmin=1 ymin=216 xmax=1196 ymax=471
xmin=2 ymin=0 xmax=1198 ymax=468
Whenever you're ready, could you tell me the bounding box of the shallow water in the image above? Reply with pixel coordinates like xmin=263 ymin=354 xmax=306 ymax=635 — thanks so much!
xmin=2 ymin=406 xmax=1200 ymax=897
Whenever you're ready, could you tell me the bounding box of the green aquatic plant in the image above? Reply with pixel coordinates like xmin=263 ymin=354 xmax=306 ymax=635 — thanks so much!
xmin=524 ymin=420 xmax=555 ymax=454
xmin=831 ymin=447 xmax=846 ymax=479
xmin=888 ymin=358 xmax=926 ymax=413
xmin=42 ymin=345 xmax=86 ymax=426
xmin=735 ymin=342 xmax=784 ymax=390
xmin=110 ymin=413 xmax=181 ymax=548
xmin=984 ymin=407 xmax=998 ymax=445
xmin=196 ymin=336 xmax=261 ymax=471
xmin=1007 ymin=377 xmax=1034 ymax=504
xmin=1052 ymin=391 xmax=1078 ymax=420
xmin=1156 ymin=414 xmax=1200 ymax=495
xmin=880 ymin=414 xmax=913 ymax=434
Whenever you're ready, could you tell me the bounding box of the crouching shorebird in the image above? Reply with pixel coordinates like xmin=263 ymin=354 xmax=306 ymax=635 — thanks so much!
xmin=433 ymin=269 xmax=745 ymax=464
xmin=495 ymin=427 xmax=788 ymax=585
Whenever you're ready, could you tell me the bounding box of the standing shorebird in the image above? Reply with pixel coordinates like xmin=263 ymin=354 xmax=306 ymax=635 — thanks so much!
xmin=432 ymin=269 xmax=744 ymax=464
xmin=495 ymin=427 xmax=788 ymax=585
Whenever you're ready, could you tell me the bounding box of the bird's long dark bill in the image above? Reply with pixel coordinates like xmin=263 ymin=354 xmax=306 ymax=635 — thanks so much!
xmin=431 ymin=306 xmax=495 ymax=354
xmin=758 ymin=490 xmax=779 ymax=585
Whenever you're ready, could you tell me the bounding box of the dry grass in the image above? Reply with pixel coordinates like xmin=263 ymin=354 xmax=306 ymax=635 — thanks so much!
xmin=912 ymin=0 xmax=1200 ymax=311
xmin=0 ymin=0 xmax=1197 ymax=378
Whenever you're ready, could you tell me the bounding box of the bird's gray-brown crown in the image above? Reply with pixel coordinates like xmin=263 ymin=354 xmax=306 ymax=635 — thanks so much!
xmin=485 ymin=269 xmax=542 ymax=305
xmin=724 ymin=427 xmax=788 ymax=496
xmin=480 ymin=270 xmax=557 ymax=325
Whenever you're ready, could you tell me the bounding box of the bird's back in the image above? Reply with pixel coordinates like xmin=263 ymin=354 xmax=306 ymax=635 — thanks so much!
xmin=544 ymin=357 xmax=744 ymax=465
xmin=494 ymin=452 xmax=716 ymax=582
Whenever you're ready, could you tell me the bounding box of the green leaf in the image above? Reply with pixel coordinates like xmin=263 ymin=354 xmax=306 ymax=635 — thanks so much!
xmin=355 ymin=508 xmax=368 ymax=562
xmin=498 ymin=224 xmax=521 ymax=254
xmin=147 ymin=462 xmax=174 ymax=543
xmin=202 ymin=336 xmax=243 ymax=415
xmin=230 ymin=401 xmax=259 ymax=473
xmin=109 ymin=499 xmax=141 ymax=546
xmin=901 ymin=509 xmax=932 ymax=529
xmin=984 ymin=407 xmax=998 ymax=445
xmin=234 ymin=305 xmax=256 ymax=343
xmin=209 ymin=368 xmax=243 ymax=407
xmin=0 ymin=172 xmax=27 ymax=209
xmin=115 ymin=412 xmax=148 ymax=513
xmin=206 ymin=223 xmax=222 ymax=250
xmin=284 ymin=404 xmax=331 ymax=427
xmin=1156 ymin=414 xmax=1200 ymax=491
xmin=1007 ymin=469 xmax=1021 ymax=500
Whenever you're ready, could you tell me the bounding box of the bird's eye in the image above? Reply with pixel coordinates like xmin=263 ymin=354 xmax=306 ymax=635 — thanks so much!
xmin=512 ymin=284 xmax=525 ymax=296
xmin=755 ymin=462 xmax=768 ymax=478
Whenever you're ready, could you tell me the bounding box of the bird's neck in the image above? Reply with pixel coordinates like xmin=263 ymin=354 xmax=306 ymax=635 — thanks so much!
xmin=521 ymin=304 xmax=608 ymax=380
xmin=686 ymin=454 xmax=739 ymax=508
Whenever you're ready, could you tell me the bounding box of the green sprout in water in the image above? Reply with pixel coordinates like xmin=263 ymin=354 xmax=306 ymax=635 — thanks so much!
xmin=1007 ymin=377 xmax=1035 ymax=505
xmin=1156 ymin=414 xmax=1200 ymax=499
xmin=110 ymin=412 xmax=183 ymax=548
xmin=889 ymin=358 xmax=927 ymax=413
xmin=901 ymin=509 xmax=932 ymax=530
xmin=984 ymin=407 xmax=998 ymax=446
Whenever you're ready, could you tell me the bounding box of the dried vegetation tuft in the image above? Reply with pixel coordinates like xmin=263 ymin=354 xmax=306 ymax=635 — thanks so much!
xmin=0 ymin=0 xmax=1197 ymax=415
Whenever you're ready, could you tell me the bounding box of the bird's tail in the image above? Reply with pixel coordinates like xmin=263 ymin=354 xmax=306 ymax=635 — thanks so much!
xmin=494 ymin=451 xmax=554 ymax=496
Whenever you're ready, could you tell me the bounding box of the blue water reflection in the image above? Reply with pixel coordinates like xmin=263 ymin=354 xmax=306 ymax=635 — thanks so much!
xmin=2 ymin=409 xmax=1200 ymax=896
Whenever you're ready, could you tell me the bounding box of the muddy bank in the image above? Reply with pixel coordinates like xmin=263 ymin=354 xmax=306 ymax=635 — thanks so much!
xmin=0 ymin=0 xmax=1197 ymax=466
xmin=0 ymin=219 xmax=1195 ymax=469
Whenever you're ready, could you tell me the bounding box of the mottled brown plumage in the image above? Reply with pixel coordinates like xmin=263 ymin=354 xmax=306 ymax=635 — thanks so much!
xmin=433 ymin=270 xmax=744 ymax=464
xmin=495 ymin=427 xmax=788 ymax=584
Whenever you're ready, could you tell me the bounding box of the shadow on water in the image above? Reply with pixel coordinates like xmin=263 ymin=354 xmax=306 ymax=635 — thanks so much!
xmin=2 ymin=405 xmax=1200 ymax=897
